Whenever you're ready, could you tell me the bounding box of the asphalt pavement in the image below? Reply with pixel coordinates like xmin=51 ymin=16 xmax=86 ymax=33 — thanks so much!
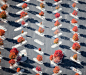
xmin=0 ymin=0 xmax=86 ymax=75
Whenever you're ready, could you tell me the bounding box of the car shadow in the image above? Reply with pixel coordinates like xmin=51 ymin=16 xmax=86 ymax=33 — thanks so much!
xmin=2 ymin=67 xmax=16 ymax=73
xmin=6 ymin=38 xmax=18 ymax=44
xmin=81 ymin=61 xmax=86 ymax=66
xmin=26 ymin=18 xmax=38 ymax=23
xmin=60 ymin=35 xmax=70 ymax=40
xmin=10 ymin=5 xmax=21 ymax=10
xmin=81 ymin=51 xmax=86 ymax=57
xmin=19 ymin=62 xmax=34 ymax=69
xmin=59 ymin=58 xmax=83 ymax=69
xmin=60 ymin=28 xmax=71 ymax=33
xmin=46 ymin=11 xmax=52 ymax=14
xmin=44 ymin=35 xmax=53 ymax=38
xmin=80 ymin=42 xmax=86 ymax=47
xmin=26 ymin=35 xmax=32 ymax=38
xmin=28 ymin=3 xmax=37 ymax=6
xmin=8 ymin=21 xmax=21 ymax=27
xmin=80 ymin=34 xmax=86 ymax=38
xmin=23 ymin=68 xmax=32 ymax=74
xmin=79 ymin=17 xmax=86 ymax=20
xmin=44 ymin=62 xmax=51 ymax=68
xmin=79 ymin=9 xmax=86 ymax=13
xmin=59 ymin=44 xmax=70 ymax=50
xmin=4 ymin=47 xmax=11 ymax=52
xmin=12 ymin=0 xmax=23 ymax=2
xmin=3 ymin=57 xmax=10 ymax=61
xmin=43 ymin=73 xmax=49 ymax=75
xmin=26 ymin=57 xmax=35 ymax=64
xmin=28 ymin=10 xmax=39 ymax=15
xmin=45 ymin=18 xmax=52 ymax=22
xmin=78 ymin=25 xmax=86 ymax=29
xmin=61 ymin=3 xmax=70 ymax=8
xmin=9 ymin=13 xmax=20 ymax=17
xmin=61 ymin=19 xmax=70 ymax=23
xmin=27 ymin=26 xmax=36 ymax=31
xmin=24 ymin=44 xmax=37 ymax=49
xmin=44 ymin=53 xmax=50 ymax=56
xmin=46 ymin=2 xmax=52 ymax=6
xmin=61 ymin=11 xmax=69 ymax=14
xmin=78 ymin=1 xmax=86 ymax=4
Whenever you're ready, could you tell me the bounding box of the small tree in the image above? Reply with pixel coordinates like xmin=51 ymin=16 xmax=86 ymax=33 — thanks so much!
xmin=37 ymin=55 xmax=43 ymax=61
xmin=1 ymin=4 xmax=8 ymax=10
xmin=75 ymin=73 xmax=79 ymax=75
xmin=54 ymin=20 xmax=60 ymax=26
xmin=9 ymin=52 xmax=16 ymax=59
xmin=54 ymin=0 xmax=60 ymax=2
xmin=38 ymin=27 xmax=44 ymax=33
xmin=36 ymin=74 xmax=40 ymax=75
xmin=21 ymin=21 xmax=25 ymax=25
xmin=54 ymin=57 xmax=61 ymax=63
xmin=38 ymin=48 xmax=41 ymax=51
xmin=10 ymin=48 xmax=19 ymax=55
xmin=39 ymin=11 xmax=44 ymax=16
xmin=53 ymin=66 xmax=60 ymax=73
xmin=72 ymin=26 xmax=78 ymax=32
xmin=54 ymin=13 xmax=60 ymax=18
xmin=73 ymin=54 xmax=77 ymax=60
xmin=40 ymin=3 xmax=45 ymax=8
xmin=40 ymin=22 xmax=42 ymax=25
xmin=22 ymin=3 xmax=28 ymax=9
xmin=55 ymin=5 xmax=59 ymax=9
xmin=72 ymin=33 xmax=79 ymax=41
xmin=21 ymin=30 xmax=24 ymax=33
xmin=36 ymin=66 xmax=41 ymax=71
xmin=0 ymin=11 xmax=7 ymax=19
xmin=50 ymin=50 xmax=63 ymax=64
xmin=9 ymin=59 xmax=15 ymax=66
xmin=72 ymin=10 xmax=78 ymax=16
xmin=0 ymin=29 xmax=5 ymax=36
xmin=0 ymin=38 xmax=3 ymax=45
xmin=17 ymin=67 xmax=21 ymax=72
xmin=54 ymin=50 xmax=63 ymax=59
xmin=50 ymin=55 xmax=53 ymax=61
xmin=71 ymin=19 xmax=77 ymax=23
xmin=54 ymin=38 xmax=59 ymax=44
xmin=17 ymin=37 xmax=25 ymax=43
xmin=20 ymin=11 xmax=27 ymax=18
xmin=72 ymin=3 xmax=76 ymax=7
xmin=54 ymin=29 xmax=59 ymax=35
xmin=72 ymin=43 xmax=80 ymax=51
